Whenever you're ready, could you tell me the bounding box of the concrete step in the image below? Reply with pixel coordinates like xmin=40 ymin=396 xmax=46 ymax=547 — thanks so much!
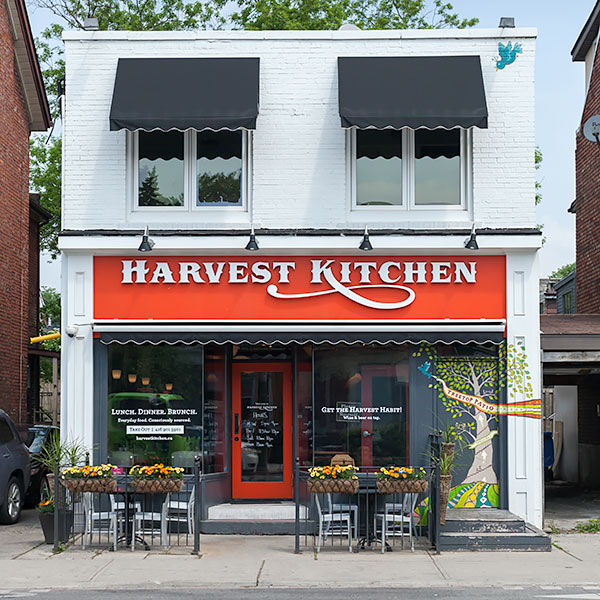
xmin=207 ymin=502 xmax=307 ymax=521
xmin=439 ymin=525 xmax=551 ymax=552
xmin=442 ymin=508 xmax=525 ymax=533
xmin=200 ymin=519 xmax=314 ymax=535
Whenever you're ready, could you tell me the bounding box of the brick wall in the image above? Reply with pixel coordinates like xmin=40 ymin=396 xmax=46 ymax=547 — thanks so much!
xmin=0 ymin=0 xmax=31 ymax=426
xmin=576 ymin=39 xmax=600 ymax=313
xmin=62 ymin=30 xmax=537 ymax=233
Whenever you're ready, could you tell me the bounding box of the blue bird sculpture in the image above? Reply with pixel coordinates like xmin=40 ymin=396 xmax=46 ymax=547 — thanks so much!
xmin=496 ymin=41 xmax=522 ymax=70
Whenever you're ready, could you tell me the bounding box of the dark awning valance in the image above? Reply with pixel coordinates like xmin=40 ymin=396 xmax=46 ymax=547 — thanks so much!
xmin=97 ymin=327 xmax=504 ymax=347
xmin=109 ymin=58 xmax=260 ymax=132
xmin=338 ymin=56 xmax=488 ymax=130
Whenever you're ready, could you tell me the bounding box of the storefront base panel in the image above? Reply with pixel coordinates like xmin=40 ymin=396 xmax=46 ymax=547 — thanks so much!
xmin=200 ymin=520 xmax=314 ymax=535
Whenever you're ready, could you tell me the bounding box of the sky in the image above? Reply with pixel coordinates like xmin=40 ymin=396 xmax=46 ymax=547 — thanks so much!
xmin=30 ymin=0 xmax=594 ymax=288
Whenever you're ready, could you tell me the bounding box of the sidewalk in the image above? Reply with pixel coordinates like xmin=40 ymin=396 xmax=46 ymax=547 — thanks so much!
xmin=2 ymin=510 xmax=600 ymax=590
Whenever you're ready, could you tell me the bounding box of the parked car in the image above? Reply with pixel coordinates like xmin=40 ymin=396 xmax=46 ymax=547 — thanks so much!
xmin=24 ymin=424 xmax=57 ymax=506
xmin=0 ymin=410 xmax=30 ymax=524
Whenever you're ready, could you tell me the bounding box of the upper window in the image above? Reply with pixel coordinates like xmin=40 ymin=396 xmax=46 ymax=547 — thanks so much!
xmin=351 ymin=128 xmax=469 ymax=211
xmin=133 ymin=130 xmax=248 ymax=211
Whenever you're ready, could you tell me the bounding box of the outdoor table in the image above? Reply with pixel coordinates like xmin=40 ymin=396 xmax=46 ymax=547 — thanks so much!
xmin=355 ymin=477 xmax=389 ymax=552
xmin=113 ymin=479 xmax=151 ymax=551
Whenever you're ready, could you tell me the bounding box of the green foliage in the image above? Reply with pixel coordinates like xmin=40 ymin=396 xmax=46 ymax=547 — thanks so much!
xmin=574 ymin=519 xmax=600 ymax=534
xmin=39 ymin=287 xmax=61 ymax=383
xmin=39 ymin=430 xmax=88 ymax=472
xmin=535 ymin=146 xmax=543 ymax=206
xmin=550 ymin=262 xmax=575 ymax=280
xmin=30 ymin=137 xmax=62 ymax=259
xmin=229 ymin=0 xmax=478 ymax=30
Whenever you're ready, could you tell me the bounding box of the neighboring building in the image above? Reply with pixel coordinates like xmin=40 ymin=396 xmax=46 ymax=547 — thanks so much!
xmin=0 ymin=0 xmax=52 ymax=427
xmin=573 ymin=1 xmax=600 ymax=313
xmin=60 ymin=28 xmax=543 ymax=530
xmin=538 ymin=1 xmax=600 ymax=491
xmin=554 ymin=270 xmax=576 ymax=314
xmin=539 ymin=277 xmax=559 ymax=314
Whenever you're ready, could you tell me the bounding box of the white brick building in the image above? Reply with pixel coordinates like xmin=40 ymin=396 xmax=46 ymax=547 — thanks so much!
xmin=60 ymin=29 xmax=544 ymax=543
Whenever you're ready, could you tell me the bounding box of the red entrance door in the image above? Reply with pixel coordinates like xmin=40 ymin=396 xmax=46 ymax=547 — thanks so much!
xmin=232 ymin=363 xmax=293 ymax=499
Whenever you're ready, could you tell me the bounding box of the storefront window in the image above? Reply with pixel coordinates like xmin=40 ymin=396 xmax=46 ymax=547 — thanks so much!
xmin=107 ymin=344 xmax=202 ymax=468
xmin=296 ymin=345 xmax=313 ymax=467
xmin=203 ymin=345 xmax=227 ymax=473
xmin=197 ymin=131 xmax=242 ymax=206
xmin=313 ymin=345 xmax=409 ymax=467
xmin=138 ymin=131 xmax=185 ymax=207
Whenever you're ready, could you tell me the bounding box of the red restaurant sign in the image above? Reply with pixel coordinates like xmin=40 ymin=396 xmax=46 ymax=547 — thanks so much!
xmin=93 ymin=255 xmax=506 ymax=321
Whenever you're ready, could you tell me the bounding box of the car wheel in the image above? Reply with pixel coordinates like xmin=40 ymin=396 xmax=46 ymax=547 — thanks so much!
xmin=0 ymin=477 xmax=23 ymax=524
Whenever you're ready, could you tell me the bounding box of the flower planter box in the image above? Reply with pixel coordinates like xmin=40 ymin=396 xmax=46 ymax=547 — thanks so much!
xmin=307 ymin=479 xmax=359 ymax=495
xmin=376 ymin=479 xmax=429 ymax=495
xmin=39 ymin=511 xmax=73 ymax=544
xmin=61 ymin=477 xmax=117 ymax=494
xmin=131 ymin=479 xmax=183 ymax=494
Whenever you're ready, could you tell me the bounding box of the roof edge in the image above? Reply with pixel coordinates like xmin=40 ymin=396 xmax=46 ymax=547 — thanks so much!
xmin=572 ymin=0 xmax=600 ymax=61
xmin=8 ymin=0 xmax=52 ymax=130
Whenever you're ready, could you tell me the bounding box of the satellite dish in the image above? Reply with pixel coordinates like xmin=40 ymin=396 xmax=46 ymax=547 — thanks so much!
xmin=583 ymin=115 xmax=600 ymax=142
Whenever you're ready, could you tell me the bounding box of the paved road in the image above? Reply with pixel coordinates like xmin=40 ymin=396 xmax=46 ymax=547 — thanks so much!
xmin=1 ymin=588 xmax=600 ymax=600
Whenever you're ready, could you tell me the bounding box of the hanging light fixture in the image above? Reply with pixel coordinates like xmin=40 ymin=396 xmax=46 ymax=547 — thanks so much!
xmin=464 ymin=224 xmax=479 ymax=250
xmin=141 ymin=376 xmax=150 ymax=386
xmin=359 ymin=226 xmax=373 ymax=251
xmin=127 ymin=373 xmax=137 ymax=384
xmin=138 ymin=226 xmax=155 ymax=252
xmin=245 ymin=227 xmax=259 ymax=251
xmin=165 ymin=383 xmax=173 ymax=392
xmin=111 ymin=369 xmax=122 ymax=380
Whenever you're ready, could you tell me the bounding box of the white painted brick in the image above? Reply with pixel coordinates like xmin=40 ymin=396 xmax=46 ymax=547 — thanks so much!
xmin=62 ymin=32 xmax=536 ymax=231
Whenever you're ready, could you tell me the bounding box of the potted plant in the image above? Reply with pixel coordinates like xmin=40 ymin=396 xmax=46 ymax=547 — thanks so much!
xmin=38 ymin=431 xmax=87 ymax=497
xmin=307 ymin=465 xmax=359 ymax=494
xmin=36 ymin=498 xmax=73 ymax=544
xmin=376 ymin=466 xmax=428 ymax=495
xmin=437 ymin=452 xmax=455 ymax=526
xmin=129 ymin=464 xmax=184 ymax=493
xmin=61 ymin=464 xmax=117 ymax=493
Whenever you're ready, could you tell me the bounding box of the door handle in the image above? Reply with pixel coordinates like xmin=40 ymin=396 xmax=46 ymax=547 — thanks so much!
xmin=234 ymin=413 xmax=240 ymax=435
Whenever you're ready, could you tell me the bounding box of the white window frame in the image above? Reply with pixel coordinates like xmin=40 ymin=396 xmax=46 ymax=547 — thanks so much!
xmin=349 ymin=128 xmax=472 ymax=214
xmin=129 ymin=130 xmax=250 ymax=214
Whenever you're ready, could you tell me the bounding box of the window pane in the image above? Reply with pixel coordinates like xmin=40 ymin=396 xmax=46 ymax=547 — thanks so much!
xmin=414 ymin=129 xmax=460 ymax=206
xmin=107 ymin=343 xmax=203 ymax=469
xmin=356 ymin=130 xmax=402 ymax=206
xmin=313 ymin=345 xmax=409 ymax=467
xmin=138 ymin=132 xmax=184 ymax=207
xmin=197 ymin=131 xmax=242 ymax=206
xmin=203 ymin=345 xmax=227 ymax=474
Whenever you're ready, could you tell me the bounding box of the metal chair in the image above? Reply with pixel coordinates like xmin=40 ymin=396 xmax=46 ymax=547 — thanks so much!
xmin=374 ymin=493 xmax=419 ymax=552
xmin=314 ymin=493 xmax=353 ymax=553
xmin=162 ymin=484 xmax=196 ymax=537
xmin=81 ymin=492 xmax=119 ymax=551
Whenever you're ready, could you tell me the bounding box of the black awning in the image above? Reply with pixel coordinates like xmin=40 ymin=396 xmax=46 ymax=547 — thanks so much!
xmin=338 ymin=56 xmax=488 ymax=130
xmin=109 ymin=58 xmax=259 ymax=132
xmin=98 ymin=329 xmax=504 ymax=346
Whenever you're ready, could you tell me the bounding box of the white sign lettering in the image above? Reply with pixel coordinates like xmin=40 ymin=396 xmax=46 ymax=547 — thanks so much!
xmin=120 ymin=259 xmax=478 ymax=311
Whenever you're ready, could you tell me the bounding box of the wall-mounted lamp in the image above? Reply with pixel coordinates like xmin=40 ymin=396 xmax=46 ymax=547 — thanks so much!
xmin=165 ymin=383 xmax=173 ymax=392
xmin=498 ymin=17 xmax=515 ymax=28
xmin=141 ymin=376 xmax=150 ymax=386
xmin=359 ymin=226 xmax=373 ymax=251
xmin=245 ymin=227 xmax=259 ymax=251
xmin=464 ymin=224 xmax=479 ymax=250
xmin=128 ymin=373 xmax=137 ymax=384
xmin=111 ymin=369 xmax=122 ymax=380
xmin=138 ymin=226 xmax=155 ymax=252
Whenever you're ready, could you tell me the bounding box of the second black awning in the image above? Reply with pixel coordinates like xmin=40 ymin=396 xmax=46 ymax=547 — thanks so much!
xmin=338 ymin=56 xmax=488 ymax=130
xmin=109 ymin=58 xmax=260 ymax=132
